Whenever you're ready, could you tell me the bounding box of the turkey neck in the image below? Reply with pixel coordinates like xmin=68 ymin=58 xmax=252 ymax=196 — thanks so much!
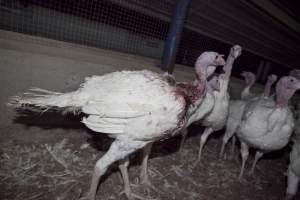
xmin=275 ymin=89 xmax=295 ymax=108
xmin=195 ymin=61 xmax=208 ymax=96
xmin=276 ymin=94 xmax=289 ymax=108
xmin=221 ymin=51 xmax=238 ymax=95
xmin=263 ymin=79 xmax=274 ymax=97
xmin=243 ymin=80 xmax=254 ymax=95
xmin=223 ymin=54 xmax=235 ymax=80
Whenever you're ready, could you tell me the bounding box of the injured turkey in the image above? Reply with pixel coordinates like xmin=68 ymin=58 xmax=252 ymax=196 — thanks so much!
xmin=8 ymin=51 xmax=225 ymax=200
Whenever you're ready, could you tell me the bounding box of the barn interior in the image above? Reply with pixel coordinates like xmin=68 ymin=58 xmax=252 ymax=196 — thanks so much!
xmin=1 ymin=0 xmax=300 ymax=199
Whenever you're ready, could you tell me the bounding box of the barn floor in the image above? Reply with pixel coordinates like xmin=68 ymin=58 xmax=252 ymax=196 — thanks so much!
xmin=0 ymin=114 xmax=292 ymax=200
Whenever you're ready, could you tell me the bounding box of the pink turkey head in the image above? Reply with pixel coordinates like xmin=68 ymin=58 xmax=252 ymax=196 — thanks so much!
xmin=241 ymin=71 xmax=256 ymax=86
xmin=207 ymin=75 xmax=220 ymax=93
xmin=229 ymin=45 xmax=242 ymax=59
xmin=276 ymin=76 xmax=300 ymax=107
xmin=195 ymin=52 xmax=226 ymax=79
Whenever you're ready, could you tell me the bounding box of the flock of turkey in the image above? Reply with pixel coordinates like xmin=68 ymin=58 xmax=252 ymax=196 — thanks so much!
xmin=8 ymin=45 xmax=300 ymax=200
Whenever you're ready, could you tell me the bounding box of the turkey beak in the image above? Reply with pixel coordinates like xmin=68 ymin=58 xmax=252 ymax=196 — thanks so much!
xmin=216 ymin=55 xmax=225 ymax=66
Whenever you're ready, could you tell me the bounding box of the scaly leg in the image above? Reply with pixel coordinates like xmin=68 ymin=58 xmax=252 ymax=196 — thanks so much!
xmin=219 ymin=136 xmax=229 ymax=159
xmin=119 ymin=158 xmax=146 ymax=200
xmin=285 ymin=167 xmax=299 ymax=200
xmin=239 ymin=142 xmax=249 ymax=180
xmin=80 ymin=139 xmax=146 ymax=200
xmin=139 ymin=143 xmax=160 ymax=193
xmin=249 ymin=151 xmax=264 ymax=174
xmin=219 ymin=125 xmax=236 ymax=158
xmin=179 ymin=129 xmax=188 ymax=152
xmin=140 ymin=143 xmax=152 ymax=185
xmin=229 ymin=136 xmax=237 ymax=159
xmin=197 ymin=127 xmax=213 ymax=163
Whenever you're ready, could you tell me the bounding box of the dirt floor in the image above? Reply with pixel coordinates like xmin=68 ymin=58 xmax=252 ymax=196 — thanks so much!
xmin=0 ymin=112 xmax=297 ymax=200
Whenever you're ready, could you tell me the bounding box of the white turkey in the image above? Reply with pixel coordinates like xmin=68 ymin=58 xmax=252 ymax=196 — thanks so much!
xmin=179 ymin=45 xmax=242 ymax=153
xmin=236 ymin=75 xmax=300 ymax=179
xmin=137 ymin=72 xmax=221 ymax=189
xmin=196 ymin=45 xmax=242 ymax=162
xmin=135 ymin=45 xmax=241 ymax=190
xmin=178 ymin=75 xmax=221 ymax=151
xmin=125 ymin=56 xmax=224 ymax=191
xmin=219 ymin=71 xmax=256 ymax=158
xmin=286 ymin=131 xmax=300 ymax=200
xmin=219 ymin=74 xmax=278 ymax=158
xmin=8 ymin=51 xmax=225 ymax=200
xmin=285 ymin=69 xmax=300 ymax=200
xmin=288 ymin=69 xmax=300 ymax=117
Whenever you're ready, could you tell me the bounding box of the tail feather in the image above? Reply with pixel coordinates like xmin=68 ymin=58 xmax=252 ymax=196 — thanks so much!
xmin=27 ymin=87 xmax=63 ymax=95
xmin=8 ymin=87 xmax=82 ymax=114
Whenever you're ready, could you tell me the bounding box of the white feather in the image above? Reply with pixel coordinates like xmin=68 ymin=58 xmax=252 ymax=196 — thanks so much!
xmin=186 ymin=92 xmax=215 ymax=127
xmin=237 ymin=98 xmax=294 ymax=150
xmin=10 ymin=70 xmax=187 ymax=141
xmin=201 ymin=78 xmax=229 ymax=130
xmin=286 ymin=132 xmax=300 ymax=196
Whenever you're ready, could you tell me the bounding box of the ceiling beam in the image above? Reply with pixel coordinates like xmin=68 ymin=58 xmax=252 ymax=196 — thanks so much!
xmin=250 ymin=0 xmax=300 ymax=33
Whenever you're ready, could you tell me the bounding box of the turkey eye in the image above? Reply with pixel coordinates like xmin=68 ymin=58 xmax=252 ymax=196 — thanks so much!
xmin=290 ymin=79 xmax=294 ymax=82
xmin=215 ymin=55 xmax=218 ymax=60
